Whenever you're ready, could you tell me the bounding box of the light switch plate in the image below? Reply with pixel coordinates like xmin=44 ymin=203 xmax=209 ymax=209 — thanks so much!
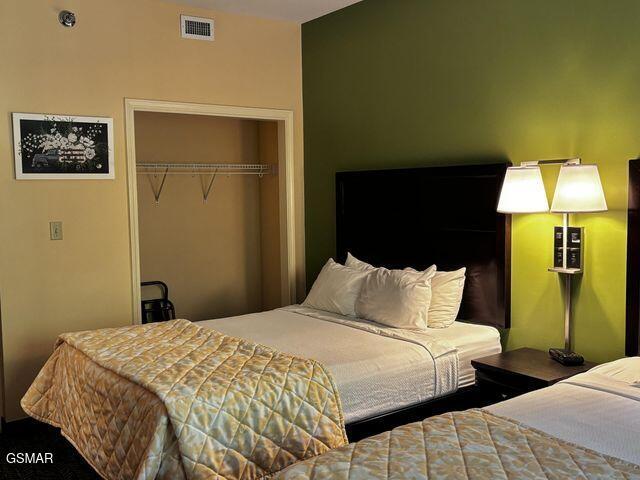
xmin=50 ymin=221 xmax=63 ymax=240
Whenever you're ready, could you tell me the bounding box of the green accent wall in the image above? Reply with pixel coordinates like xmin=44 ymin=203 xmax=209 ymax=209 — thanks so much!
xmin=302 ymin=0 xmax=640 ymax=362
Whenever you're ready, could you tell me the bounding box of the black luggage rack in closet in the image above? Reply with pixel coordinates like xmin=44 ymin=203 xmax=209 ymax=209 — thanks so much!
xmin=141 ymin=281 xmax=176 ymax=324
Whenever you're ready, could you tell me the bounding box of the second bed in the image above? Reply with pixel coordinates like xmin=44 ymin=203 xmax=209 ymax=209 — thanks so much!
xmin=276 ymin=356 xmax=640 ymax=479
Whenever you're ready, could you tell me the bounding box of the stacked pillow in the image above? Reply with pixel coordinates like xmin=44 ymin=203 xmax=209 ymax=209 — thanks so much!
xmin=302 ymin=259 xmax=369 ymax=317
xmin=404 ymin=265 xmax=466 ymax=329
xmin=354 ymin=265 xmax=436 ymax=330
xmin=303 ymin=253 xmax=466 ymax=330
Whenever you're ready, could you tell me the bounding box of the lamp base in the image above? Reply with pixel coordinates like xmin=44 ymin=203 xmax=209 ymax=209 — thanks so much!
xmin=549 ymin=348 xmax=584 ymax=366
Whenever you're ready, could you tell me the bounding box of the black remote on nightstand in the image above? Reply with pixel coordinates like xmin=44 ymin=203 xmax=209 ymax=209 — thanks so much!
xmin=549 ymin=348 xmax=585 ymax=366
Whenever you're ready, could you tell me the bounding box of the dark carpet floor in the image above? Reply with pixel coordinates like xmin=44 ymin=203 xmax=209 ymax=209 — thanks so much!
xmin=0 ymin=419 xmax=100 ymax=480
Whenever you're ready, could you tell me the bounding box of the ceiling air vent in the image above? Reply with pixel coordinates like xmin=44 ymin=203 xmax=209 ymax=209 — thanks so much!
xmin=181 ymin=15 xmax=214 ymax=41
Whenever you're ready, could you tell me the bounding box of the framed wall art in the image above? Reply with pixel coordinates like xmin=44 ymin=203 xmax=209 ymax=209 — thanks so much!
xmin=12 ymin=113 xmax=114 ymax=179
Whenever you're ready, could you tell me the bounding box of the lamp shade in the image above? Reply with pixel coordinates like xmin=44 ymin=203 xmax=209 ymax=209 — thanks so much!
xmin=497 ymin=166 xmax=549 ymax=213
xmin=550 ymin=164 xmax=607 ymax=213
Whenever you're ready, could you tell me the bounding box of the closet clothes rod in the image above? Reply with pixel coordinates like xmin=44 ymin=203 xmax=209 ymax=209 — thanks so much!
xmin=137 ymin=163 xmax=274 ymax=204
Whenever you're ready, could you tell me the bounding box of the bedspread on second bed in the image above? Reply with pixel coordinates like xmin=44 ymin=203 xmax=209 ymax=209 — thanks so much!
xmin=21 ymin=319 xmax=347 ymax=480
xmin=275 ymin=409 xmax=640 ymax=479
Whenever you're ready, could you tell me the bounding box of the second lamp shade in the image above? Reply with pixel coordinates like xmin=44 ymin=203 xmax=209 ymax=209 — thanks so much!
xmin=550 ymin=164 xmax=607 ymax=213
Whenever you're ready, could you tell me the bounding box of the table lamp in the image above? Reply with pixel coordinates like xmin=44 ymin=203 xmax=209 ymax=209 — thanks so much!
xmin=497 ymin=159 xmax=607 ymax=365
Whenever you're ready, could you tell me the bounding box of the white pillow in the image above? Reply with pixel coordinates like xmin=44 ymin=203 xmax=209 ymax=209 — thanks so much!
xmin=586 ymin=357 xmax=640 ymax=386
xmin=429 ymin=268 xmax=466 ymax=328
xmin=355 ymin=267 xmax=436 ymax=330
xmin=303 ymin=259 xmax=369 ymax=316
xmin=345 ymin=252 xmax=376 ymax=271
xmin=405 ymin=266 xmax=466 ymax=328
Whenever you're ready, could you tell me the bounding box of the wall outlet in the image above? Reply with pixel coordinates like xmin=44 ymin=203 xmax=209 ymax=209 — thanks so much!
xmin=50 ymin=221 xmax=63 ymax=240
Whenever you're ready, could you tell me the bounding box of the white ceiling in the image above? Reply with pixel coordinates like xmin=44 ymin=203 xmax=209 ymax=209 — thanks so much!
xmin=167 ymin=0 xmax=363 ymax=23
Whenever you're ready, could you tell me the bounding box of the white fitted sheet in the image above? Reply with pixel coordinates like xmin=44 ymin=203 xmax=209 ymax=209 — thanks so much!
xmin=486 ymin=357 xmax=640 ymax=465
xmin=198 ymin=306 xmax=500 ymax=423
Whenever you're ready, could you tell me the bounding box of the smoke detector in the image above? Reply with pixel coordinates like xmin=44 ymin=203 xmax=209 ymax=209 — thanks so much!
xmin=59 ymin=10 xmax=76 ymax=27
xmin=181 ymin=15 xmax=214 ymax=41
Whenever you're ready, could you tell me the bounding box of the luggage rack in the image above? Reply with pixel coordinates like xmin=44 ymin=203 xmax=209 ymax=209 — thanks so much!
xmin=140 ymin=281 xmax=176 ymax=324
xmin=136 ymin=163 xmax=274 ymax=203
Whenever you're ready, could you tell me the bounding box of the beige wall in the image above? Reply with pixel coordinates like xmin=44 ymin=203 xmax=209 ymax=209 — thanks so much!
xmin=0 ymin=0 xmax=303 ymax=420
xmin=136 ymin=112 xmax=272 ymax=321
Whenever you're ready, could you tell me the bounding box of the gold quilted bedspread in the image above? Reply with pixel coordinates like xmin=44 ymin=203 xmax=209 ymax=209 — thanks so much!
xmin=21 ymin=319 xmax=347 ymax=480
xmin=277 ymin=409 xmax=640 ymax=479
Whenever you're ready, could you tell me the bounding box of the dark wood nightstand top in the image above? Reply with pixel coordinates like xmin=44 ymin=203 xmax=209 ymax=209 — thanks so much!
xmin=471 ymin=347 xmax=597 ymax=385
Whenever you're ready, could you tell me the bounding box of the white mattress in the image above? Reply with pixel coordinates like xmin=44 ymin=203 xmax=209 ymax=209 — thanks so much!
xmin=486 ymin=357 xmax=640 ymax=465
xmin=198 ymin=305 xmax=500 ymax=423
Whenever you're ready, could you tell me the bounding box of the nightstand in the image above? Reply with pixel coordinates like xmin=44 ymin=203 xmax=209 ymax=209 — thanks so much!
xmin=471 ymin=347 xmax=597 ymax=403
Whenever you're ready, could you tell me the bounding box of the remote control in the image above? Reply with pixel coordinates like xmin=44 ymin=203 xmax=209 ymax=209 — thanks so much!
xmin=549 ymin=348 xmax=584 ymax=366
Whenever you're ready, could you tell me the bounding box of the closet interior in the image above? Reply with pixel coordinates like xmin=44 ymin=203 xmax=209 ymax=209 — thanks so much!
xmin=134 ymin=111 xmax=282 ymax=322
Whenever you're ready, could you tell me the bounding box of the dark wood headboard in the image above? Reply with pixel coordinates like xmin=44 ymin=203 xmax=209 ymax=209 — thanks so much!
xmin=625 ymin=159 xmax=640 ymax=356
xmin=336 ymin=163 xmax=511 ymax=329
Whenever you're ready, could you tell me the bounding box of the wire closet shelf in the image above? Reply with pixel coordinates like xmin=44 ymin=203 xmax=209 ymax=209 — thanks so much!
xmin=136 ymin=163 xmax=274 ymax=204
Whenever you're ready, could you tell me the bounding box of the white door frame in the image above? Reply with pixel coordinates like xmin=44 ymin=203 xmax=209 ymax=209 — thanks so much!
xmin=124 ymin=98 xmax=297 ymax=324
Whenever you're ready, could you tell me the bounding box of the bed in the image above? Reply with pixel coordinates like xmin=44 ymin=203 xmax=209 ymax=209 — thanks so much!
xmin=275 ymin=357 xmax=640 ymax=479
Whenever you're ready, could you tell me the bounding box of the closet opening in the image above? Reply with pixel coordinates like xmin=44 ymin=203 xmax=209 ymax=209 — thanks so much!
xmin=125 ymin=100 xmax=297 ymax=324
